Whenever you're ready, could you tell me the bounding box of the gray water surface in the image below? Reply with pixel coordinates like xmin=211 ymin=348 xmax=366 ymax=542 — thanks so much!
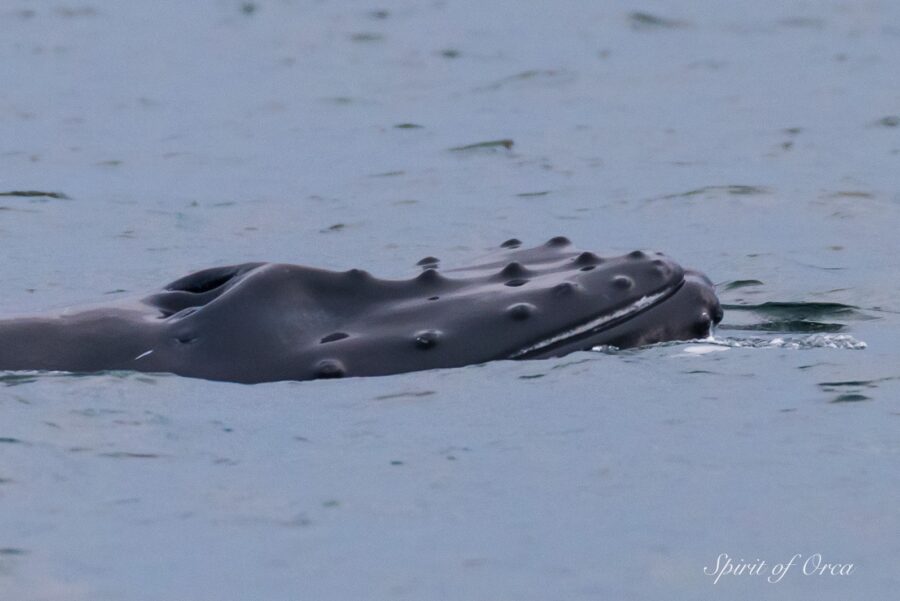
xmin=1 ymin=1 xmax=899 ymax=600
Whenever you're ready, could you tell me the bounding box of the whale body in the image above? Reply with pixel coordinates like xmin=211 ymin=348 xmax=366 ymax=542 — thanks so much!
xmin=0 ymin=237 xmax=722 ymax=383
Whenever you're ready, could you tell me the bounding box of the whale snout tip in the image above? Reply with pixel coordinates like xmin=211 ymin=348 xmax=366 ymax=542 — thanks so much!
xmin=683 ymin=268 xmax=724 ymax=326
xmin=711 ymin=300 xmax=724 ymax=325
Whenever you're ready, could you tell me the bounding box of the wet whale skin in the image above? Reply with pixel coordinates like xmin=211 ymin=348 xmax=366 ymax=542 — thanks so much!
xmin=0 ymin=237 xmax=722 ymax=383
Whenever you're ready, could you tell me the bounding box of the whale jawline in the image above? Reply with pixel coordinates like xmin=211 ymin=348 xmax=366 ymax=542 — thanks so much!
xmin=508 ymin=281 xmax=684 ymax=359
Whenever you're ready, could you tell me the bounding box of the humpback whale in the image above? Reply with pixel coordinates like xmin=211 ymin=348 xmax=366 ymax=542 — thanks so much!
xmin=0 ymin=237 xmax=722 ymax=383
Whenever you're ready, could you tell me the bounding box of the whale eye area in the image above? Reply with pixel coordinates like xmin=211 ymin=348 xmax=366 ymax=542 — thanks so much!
xmin=579 ymin=265 xmax=595 ymax=272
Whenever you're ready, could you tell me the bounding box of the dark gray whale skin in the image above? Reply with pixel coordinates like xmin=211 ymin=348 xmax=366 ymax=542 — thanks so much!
xmin=0 ymin=237 xmax=722 ymax=383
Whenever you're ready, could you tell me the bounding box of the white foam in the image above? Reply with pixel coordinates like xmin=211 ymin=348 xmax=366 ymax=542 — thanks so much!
xmin=706 ymin=334 xmax=867 ymax=350
xmin=590 ymin=333 xmax=868 ymax=354
xmin=681 ymin=344 xmax=729 ymax=355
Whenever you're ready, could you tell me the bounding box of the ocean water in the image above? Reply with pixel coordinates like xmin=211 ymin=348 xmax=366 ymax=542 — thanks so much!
xmin=1 ymin=1 xmax=898 ymax=599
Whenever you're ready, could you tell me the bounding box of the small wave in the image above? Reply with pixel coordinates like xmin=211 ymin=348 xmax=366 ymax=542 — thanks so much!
xmin=701 ymin=334 xmax=866 ymax=350
xmin=592 ymin=333 xmax=867 ymax=354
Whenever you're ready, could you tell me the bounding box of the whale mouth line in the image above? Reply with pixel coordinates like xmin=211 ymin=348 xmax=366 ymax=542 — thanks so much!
xmin=509 ymin=280 xmax=685 ymax=359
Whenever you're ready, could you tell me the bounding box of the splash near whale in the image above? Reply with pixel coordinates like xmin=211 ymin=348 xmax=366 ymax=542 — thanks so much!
xmin=0 ymin=238 xmax=722 ymax=383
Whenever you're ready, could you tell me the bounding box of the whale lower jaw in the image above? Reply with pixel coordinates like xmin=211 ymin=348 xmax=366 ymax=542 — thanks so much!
xmin=508 ymin=283 xmax=681 ymax=359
